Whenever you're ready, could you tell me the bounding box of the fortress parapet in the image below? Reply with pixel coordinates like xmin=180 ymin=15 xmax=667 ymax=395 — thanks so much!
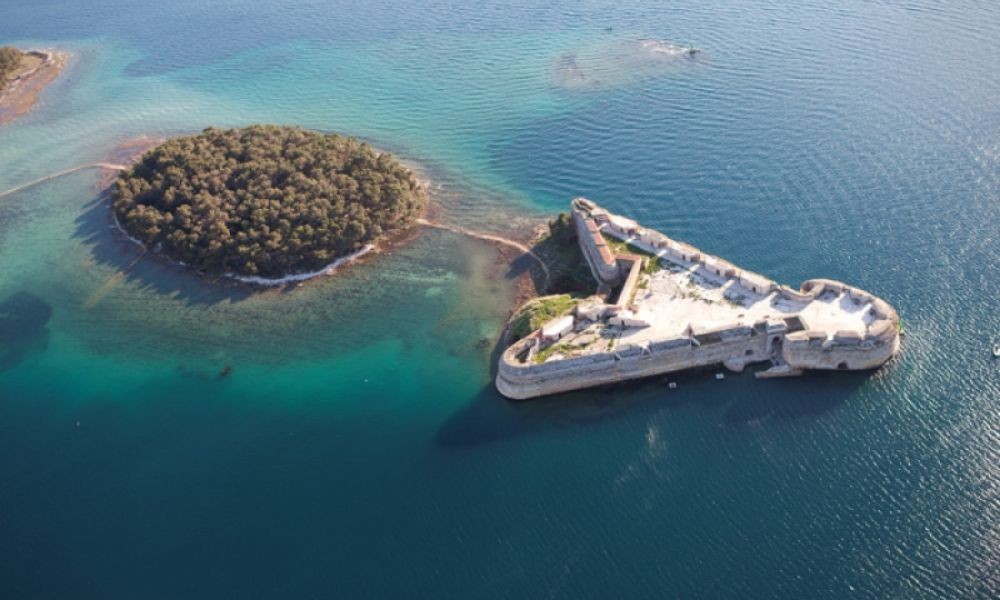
xmin=497 ymin=199 xmax=901 ymax=400
xmin=572 ymin=197 xmax=622 ymax=285
xmin=779 ymin=279 xmax=900 ymax=370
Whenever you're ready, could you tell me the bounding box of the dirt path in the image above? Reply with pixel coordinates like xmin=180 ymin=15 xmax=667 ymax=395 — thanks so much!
xmin=0 ymin=163 xmax=127 ymax=200
xmin=416 ymin=218 xmax=550 ymax=289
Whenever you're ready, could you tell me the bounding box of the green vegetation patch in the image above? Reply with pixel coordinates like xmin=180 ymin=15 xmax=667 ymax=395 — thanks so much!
xmin=545 ymin=212 xmax=575 ymax=246
xmin=508 ymin=294 xmax=577 ymax=342
xmin=605 ymin=237 xmax=661 ymax=274
xmin=0 ymin=46 xmax=24 ymax=83
xmin=112 ymin=125 xmax=427 ymax=277
xmin=532 ymin=212 xmax=597 ymax=295
xmin=534 ymin=343 xmax=574 ymax=364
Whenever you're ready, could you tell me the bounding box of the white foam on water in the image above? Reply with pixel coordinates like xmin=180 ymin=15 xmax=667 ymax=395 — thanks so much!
xmin=229 ymin=245 xmax=376 ymax=286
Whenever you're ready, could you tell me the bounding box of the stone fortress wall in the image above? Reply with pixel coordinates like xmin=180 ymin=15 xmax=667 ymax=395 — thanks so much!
xmin=496 ymin=198 xmax=901 ymax=400
xmin=781 ymin=279 xmax=900 ymax=370
xmin=572 ymin=205 xmax=622 ymax=285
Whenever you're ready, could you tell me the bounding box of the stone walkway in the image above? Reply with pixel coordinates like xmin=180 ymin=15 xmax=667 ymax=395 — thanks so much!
xmin=0 ymin=162 xmax=127 ymax=200
xmin=416 ymin=218 xmax=550 ymax=289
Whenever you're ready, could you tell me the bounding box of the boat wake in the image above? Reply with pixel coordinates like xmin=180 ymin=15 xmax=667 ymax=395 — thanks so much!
xmin=551 ymin=37 xmax=701 ymax=91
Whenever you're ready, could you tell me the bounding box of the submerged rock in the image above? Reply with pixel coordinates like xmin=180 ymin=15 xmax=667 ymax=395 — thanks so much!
xmin=0 ymin=291 xmax=52 ymax=344
xmin=0 ymin=291 xmax=53 ymax=371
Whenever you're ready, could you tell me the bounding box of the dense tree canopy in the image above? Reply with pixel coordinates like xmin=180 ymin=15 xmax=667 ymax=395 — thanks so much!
xmin=112 ymin=126 xmax=427 ymax=277
xmin=0 ymin=46 xmax=24 ymax=83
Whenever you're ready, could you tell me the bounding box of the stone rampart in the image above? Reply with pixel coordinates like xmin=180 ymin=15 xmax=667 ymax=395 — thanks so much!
xmin=497 ymin=329 xmax=770 ymax=400
xmin=779 ymin=279 xmax=900 ymax=371
xmin=739 ymin=272 xmax=777 ymax=296
xmin=572 ymin=198 xmax=621 ymax=285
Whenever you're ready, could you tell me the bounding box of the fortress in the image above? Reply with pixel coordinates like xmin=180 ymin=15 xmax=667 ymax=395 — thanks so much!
xmin=496 ymin=198 xmax=901 ymax=400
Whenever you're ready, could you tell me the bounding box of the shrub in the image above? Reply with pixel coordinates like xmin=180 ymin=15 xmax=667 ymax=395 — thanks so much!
xmin=0 ymin=47 xmax=23 ymax=82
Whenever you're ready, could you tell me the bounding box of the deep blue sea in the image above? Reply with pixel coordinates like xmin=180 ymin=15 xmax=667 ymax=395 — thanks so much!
xmin=1 ymin=1 xmax=998 ymax=597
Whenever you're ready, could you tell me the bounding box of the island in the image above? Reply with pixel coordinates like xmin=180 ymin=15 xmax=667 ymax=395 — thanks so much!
xmin=496 ymin=198 xmax=901 ymax=400
xmin=111 ymin=125 xmax=428 ymax=281
xmin=0 ymin=46 xmax=67 ymax=125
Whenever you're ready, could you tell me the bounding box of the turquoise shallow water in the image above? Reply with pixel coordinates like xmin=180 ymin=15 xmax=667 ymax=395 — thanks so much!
xmin=1 ymin=1 xmax=999 ymax=597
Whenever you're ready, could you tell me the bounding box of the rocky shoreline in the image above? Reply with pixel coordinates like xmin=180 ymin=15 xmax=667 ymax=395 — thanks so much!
xmin=0 ymin=49 xmax=68 ymax=125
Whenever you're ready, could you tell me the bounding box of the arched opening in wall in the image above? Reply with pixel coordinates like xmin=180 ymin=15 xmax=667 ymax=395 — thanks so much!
xmin=837 ymin=361 xmax=849 ymax=370
xmin=771 ymin=336 xmax=783 ymax=359
xmin=745 ymin=349 xmax=753 ymax=356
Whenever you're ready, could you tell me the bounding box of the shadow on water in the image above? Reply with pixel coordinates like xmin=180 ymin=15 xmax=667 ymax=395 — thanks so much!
xmin=0 ymin=291 xmax=52 ymax=372
xmin=72 ymin=194 xmax=257 ymax=307
xmin=501 ymin=230 xmax=596 ymax=298
xmin=503 ymin=251 xmax=547 ymax=293
xmin=492 ymin=236 xmax=554 ymax=297
xmin=435 ymin=338 xmax=870 ymax=448
xmin=720 ymin=369 xmax=872 ymax=427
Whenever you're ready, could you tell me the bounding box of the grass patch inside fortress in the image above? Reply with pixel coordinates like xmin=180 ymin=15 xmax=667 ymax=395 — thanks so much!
xmin=508 ymin=294 xmax=578 ymax=342
xmin=605 ymin=238 xmax=662 ymax=274
xmin=533 ymin=342 xmax=573 ymax=364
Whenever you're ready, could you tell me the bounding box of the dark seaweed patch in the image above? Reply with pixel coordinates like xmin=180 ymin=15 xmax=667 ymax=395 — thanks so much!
xmin=0 ymin=292 xmax=52 ymax=371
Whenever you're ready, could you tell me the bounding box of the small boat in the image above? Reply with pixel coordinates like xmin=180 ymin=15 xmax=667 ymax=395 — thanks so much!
xmin=993 ymin=344 xmax=1000 ymax=358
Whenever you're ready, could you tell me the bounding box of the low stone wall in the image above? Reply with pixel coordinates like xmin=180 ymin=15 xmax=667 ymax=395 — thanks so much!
xmin=739 ymin=272 xmax=777 ymax=296
xmin=612 ymin=254 xmax=643 ymax=308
